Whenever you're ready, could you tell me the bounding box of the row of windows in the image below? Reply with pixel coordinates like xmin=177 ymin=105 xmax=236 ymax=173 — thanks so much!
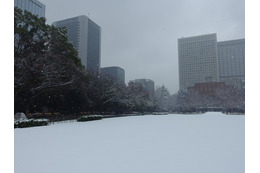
xmin=218 ymin=42 xmax=245 ymax=47
xmin=219 ymin=61 xmax=244 ymax=67
xmin=179 ymin=55 xmax=217 ymax=60
xmin=179 ymin=46 xmax=216 ymax=52
xmin=179 ymin=41 xmax=216 ymax=46
xmin=179 ymin=35 xmax=216 ymax=44
xmin=220 ymin=68 xmax=245 ymax=76
xmin=179 ymin=59 xmax=218 ymax=65
xmin=218 ymin=51 xmax=244 ymax=57
xmin=15 ymin=0 xmax=45 ymax=17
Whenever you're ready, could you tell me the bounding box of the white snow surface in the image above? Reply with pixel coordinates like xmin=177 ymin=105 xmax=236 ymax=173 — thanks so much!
xmin=15 ymin=112 xmax=244 ymax=173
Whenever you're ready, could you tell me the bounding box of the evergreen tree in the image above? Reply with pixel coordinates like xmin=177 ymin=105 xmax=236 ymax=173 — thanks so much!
xmin=14 ymin=7 xmax=88 ymax=114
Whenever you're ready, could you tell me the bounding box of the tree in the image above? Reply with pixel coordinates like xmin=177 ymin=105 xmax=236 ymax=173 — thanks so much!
xmin=126 ymin=82 xmax=156 ymax=113
xmin=14 ymin=8 xmax=88 ymax=114
xmin=154 ymin=85 xmax=170 ymax=111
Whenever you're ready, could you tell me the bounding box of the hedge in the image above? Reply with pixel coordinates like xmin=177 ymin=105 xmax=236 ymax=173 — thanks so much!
xmin=14 ymin=119 xmax=49 ymax=128
xmin=77 ymin=115 xmax=103 ymax=122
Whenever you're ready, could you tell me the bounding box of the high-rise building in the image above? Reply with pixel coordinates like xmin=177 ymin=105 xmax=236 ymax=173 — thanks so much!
xmin=101 ymin=66 xmax=125 ymax=85
xmin=14 ymin=0 xmax=45 ymax=18
xmin=217 ymin=39 xmax=245 ymax=89
xmin=178 ymin=33 xmax=219 ymax=91
xmin=129 ymin=79 xmax=155 ymax=99
xmin=53 ymin=15 xmax=101 ymax=74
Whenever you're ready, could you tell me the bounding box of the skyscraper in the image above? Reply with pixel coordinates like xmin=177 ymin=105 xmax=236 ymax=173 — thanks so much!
xmin=53 ymin=15 xmax=101 ymax=74
xmin=178 ymin=33 xmax=219 ymax=91
xmin=14 ymin=0 xmax=45 ymax=18
xmin=217 ymin=39 xmax=245 ymax=89
xmin=101 ymin=66 xmax=125 ymax=85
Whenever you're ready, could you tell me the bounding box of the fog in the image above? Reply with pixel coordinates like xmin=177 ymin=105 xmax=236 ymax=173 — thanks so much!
xmin=40 ymin=0 xmax=245 ymax=94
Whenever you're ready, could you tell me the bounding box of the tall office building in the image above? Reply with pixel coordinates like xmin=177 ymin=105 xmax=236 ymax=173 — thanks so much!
xmin=53 ymin=15 xmax=101 ymax=74
xmin=178 ymin=33 xmax=219 ymax=92
xmin=217 ymin=39 xmax=245 ymax=89
xmin=14 ymin=0 xmax=45 ymax=18
xmin=101 ymin=66 xmax=125 ymax=85
xmin=129 ymin=79 xmax=155 ymax=99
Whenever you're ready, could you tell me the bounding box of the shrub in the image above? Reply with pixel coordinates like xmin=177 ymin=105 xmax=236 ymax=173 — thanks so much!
xmin=14 ymin=119 xmax=49 ymax=128
xmin=77 ymin=115 xmax=103 ymax=122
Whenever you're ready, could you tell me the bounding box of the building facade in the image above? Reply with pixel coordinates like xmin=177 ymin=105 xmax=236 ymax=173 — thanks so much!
xmin=129 ymin=79 xmax=155 ymax=99
xmin=178 ymin=33 xmax=219 ymax=92
xmin=217 ymin=39 xmax=245 ymax=89
xmin=101 ymin=66 xmax=125 ymax=85
xmin=53 ymin=15 xmax=101 ymax=74
xmin=14 ymin=0 xmax=45 ymax=17
xmin=187 ymin=82 xmax=233 ymax=96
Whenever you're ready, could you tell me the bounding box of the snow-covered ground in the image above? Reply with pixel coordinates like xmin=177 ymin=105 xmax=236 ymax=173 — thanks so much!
xmin=14 ymin=112 xmax=244 ymax=173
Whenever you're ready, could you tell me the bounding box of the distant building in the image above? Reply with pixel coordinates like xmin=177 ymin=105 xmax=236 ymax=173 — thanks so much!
xmin=53 ymin=15 xmax=101 ymax=74
xmin=129 ymin=79 xmax=155 ymax=99
xmin=101 ymin=66 xmax=125 ymax=85
xmin=217 ymin=39 xmax=245 ymax=89
xmin=178 ymin=33 xmax=219 ymax=92
xmin=14 ymin=0 xmax=45 ymax=17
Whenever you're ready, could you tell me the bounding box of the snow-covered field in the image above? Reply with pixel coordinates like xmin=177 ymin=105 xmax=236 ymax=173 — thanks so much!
xmin=15 ymin=112 xmax=244 ymax=173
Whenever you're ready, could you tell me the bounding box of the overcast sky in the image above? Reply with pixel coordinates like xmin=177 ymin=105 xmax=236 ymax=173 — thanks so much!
xmin=39 ymin=0 xmax=245 ymax=94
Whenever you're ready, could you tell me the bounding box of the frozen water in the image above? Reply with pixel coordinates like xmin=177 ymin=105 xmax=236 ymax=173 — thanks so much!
xmin=14 ymin=112 xmax=244 ymax=173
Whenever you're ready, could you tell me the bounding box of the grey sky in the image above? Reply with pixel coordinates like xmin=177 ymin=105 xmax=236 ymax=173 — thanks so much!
xmin=39 ymin=0 xmax=245 ymax=94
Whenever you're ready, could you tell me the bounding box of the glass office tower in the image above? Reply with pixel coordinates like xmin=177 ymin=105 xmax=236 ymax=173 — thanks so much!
xmin=53 ymin=15 xmax=101 ymax=74
xmin=14 ymin=0 xmax=45 ymax=17
xmin=217 ymin=39 xmax=245 ymax=89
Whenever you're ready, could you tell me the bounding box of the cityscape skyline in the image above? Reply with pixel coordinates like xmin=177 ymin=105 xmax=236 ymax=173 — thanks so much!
xmin=178 ymin=33 xmax=245 ymax=92
xmin=37 ymin=0 xmax=245 ymax=94
xmin=8 ymin=1 xmax=260 ymax=172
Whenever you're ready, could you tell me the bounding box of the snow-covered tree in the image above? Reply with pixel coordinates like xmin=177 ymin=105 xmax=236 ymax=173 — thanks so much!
xmin=154 ymin=85 xmax=171 ymax=111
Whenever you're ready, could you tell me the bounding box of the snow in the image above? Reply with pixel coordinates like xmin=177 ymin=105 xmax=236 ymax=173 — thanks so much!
xmin=14 ymin=112 xmax=244 ymax=173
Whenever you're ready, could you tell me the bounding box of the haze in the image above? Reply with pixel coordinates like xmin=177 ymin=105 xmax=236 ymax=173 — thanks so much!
xmin=40 ymin=0 xmax=245 ymax=94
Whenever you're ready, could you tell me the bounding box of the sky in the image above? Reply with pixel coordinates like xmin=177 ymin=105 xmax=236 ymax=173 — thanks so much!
xmin=26 ymin=0 xmax=245 ymax=94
